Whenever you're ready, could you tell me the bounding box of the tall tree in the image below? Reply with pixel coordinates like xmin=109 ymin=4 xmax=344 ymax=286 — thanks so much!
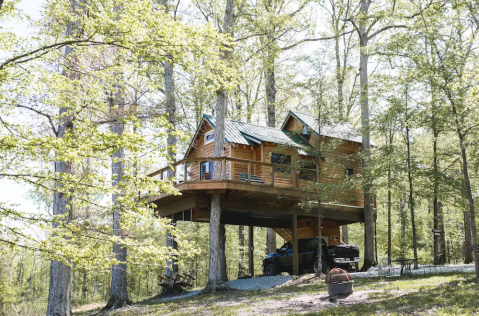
xmin=104 ymin=75 xmax=130 ymax=309
xmin=415 ymin=0 xmax=479 ymax=277
xmin=347 ymin=0 xmax=407 ymax=270
xmin=162 ymin=0 xmax=180 ymax=284
xmin=46 ymin=0 xmax=81 ymax=313
xmin=404 ymin=86 xmax=418 ymax=268
xmin=205 ymin=0 xmax=234 ymax=293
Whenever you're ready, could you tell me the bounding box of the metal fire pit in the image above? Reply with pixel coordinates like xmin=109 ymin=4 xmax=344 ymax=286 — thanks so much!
xmin=325 ymin=268 xmax=354 ymax=296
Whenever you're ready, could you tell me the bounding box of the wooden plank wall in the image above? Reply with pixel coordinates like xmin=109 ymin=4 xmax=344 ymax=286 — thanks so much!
xmin=230 ymin=144 xmax=255 ymax=181
xmin=187 ymin=120 xmax=231 ymax=181
xmin=283 ymin=116 xmax=364 ymax=207
xmin=274 ymin=219 xmax=341 ymax=246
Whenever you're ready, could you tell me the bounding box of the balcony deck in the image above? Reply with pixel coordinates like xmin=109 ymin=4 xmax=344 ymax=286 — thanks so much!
xmin=147 ymin=157 xmax=369 ymax=227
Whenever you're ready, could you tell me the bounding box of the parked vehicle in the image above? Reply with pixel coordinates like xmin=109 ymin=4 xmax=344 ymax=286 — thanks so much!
xmin=262 ymin=238 xmax=361 ymax=276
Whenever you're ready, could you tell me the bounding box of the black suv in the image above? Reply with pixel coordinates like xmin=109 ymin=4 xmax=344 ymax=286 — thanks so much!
xmin=262 ymin=238 xmax=361 ymax=276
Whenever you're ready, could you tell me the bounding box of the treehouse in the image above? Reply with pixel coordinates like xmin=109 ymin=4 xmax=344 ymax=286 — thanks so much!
xmin=147 ymin=110 xmax=376 ymax=275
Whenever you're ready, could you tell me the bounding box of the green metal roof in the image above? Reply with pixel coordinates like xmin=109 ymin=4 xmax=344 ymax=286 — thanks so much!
xmin=282 ymin=110 xmax=368 ymax=145
xmin=204 ymin=115 xmax=316 ymax=156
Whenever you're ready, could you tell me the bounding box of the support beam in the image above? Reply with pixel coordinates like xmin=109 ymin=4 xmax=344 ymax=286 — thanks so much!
xmin=292 ymin=215 xmax=299 ymax=275
xmin=248 ymin=225 xmax=254 ymax=277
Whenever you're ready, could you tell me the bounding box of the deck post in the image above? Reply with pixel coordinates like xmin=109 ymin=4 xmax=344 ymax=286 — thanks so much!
xmin=223 ymin=158 xmax=227 ymax=180
xmin=292 ymin=215 xmax=299 ymax=275
xmin=248 ymin=225 xmax=254 ymax=276
xmin=247 ymin=162 xmax=251 ymax=183
xmin=184 ymin=162 xmax=188 ymax=182
xmin=271 ymin=167 xmax=274 ymax=186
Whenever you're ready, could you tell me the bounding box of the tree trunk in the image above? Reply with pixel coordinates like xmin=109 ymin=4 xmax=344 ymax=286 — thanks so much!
xmin=334 ymin=32 xmax=344 ymax=119
xmin=238 ymin=225 xmax=246 ymax=277
xmin=433 ymin=131 xmax=446 ymax=264
xmin=399 ymin=193 xmax=407 ymax=260
xmin=46 ymin=11 xmax=78 ymax=308
xmin=405 ymin=103 xmax=418 ymax=268
xmin=219 ymin=224 xmax=228 ymax=282
xmin=205 ymin=0 xmax=233 ymax=291
xmin=341 ymin=226 xmax=348 ymax=244
xmin=82 ymin=270 xmax=87 ymax=301
xmin=464 ymin=211 xmax=473 ymax=264
xmin=450 ymin=97 xmax=479 ymax=276
xmin=359 ymin=0 xmax=374 ymax=269
xmin=315 ymin=99 xmax=323 ymax=276
xmin=387 ymin=165 xmax=392 ymax=265
xmin=46 ymin=108 xmax=73 ymax=316
xmin=264 ymin=33 xmax=277 ymax=254
xmin=104 ymin=83 xmax=130 ymax=309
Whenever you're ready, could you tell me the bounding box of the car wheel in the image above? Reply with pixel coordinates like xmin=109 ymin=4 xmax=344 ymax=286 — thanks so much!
xmin=264 ymin=264 xmax=277 ymax=276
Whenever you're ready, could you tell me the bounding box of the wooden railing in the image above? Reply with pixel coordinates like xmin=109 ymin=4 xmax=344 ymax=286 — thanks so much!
xmin=148 ymin=157 xmax=318 ymax=190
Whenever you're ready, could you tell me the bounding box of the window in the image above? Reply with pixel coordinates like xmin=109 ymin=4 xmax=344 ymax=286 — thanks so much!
xmin=204 ymin=130 xmax=214 ymax=144
xmin=299 ymin=161 xmax=316 ymax=180
xmin=301 ymin=125 xmax=312 ymax=141
xmin=345 ymin=168 xmax=354 ymax=178
xmin=271 ymin=153 xmax=291 ymax=173
xmin=200 ymin=161 xmax=214 ymax=180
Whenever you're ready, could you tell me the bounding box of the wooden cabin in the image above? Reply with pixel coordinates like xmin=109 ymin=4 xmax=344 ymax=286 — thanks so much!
xmin=148 ymin=110 xmax=375 ymax=275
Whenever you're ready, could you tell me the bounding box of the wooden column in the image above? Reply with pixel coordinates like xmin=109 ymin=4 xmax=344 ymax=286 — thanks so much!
xmin=248 ymin=225 xmax=254 ymax=277
xmin=292 ymin=215 xmax=299 ymax=275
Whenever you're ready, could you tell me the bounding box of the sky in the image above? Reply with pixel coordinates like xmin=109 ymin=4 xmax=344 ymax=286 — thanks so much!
xmin=0 ymin=0 xmax=45 ymax=215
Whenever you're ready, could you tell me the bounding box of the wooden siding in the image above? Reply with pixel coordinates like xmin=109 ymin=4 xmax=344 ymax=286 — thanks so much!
xmin=187 ymin=120 xmax=231 ymax=181
xmin=274 ymin=219 xmax=341 ymax=246
xmin=282 ymin=115 xmax=364 ymax=207
xmin=183 ymin=115 xmax=363 ymax=208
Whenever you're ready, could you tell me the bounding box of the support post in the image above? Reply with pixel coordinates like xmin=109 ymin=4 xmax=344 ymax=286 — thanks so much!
xmin=292 ymin=215 xmax=299 ymax=275
xmin=184 ymin=162 xmax=188 ymax=182
xmin=223 ymin=157 xmax=227 ymax=180
xmin=248 ymin=225 xmax=254 ymax=277
xmin=271 ymin=167 xmax=274 ymax=186
xmin=247 ymin=162 xmax=251 ymax=183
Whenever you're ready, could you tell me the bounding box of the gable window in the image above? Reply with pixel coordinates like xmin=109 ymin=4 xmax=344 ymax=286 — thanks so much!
xmin=271 ymin=153 xmax=291 ymax=172
xmin=204 ymin=130 xmax=214 ymax=144
xmin=345 ymin=168 xmax=354 ymax=178
xmin=200 ymin=161 xmax=214 ymax=180
xmin=301 ymin=125 xmax=312 ymax=141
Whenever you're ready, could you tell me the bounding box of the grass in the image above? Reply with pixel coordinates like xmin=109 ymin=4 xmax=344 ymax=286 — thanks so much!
xmin=74 ymin=273 xmax=479 ymax=316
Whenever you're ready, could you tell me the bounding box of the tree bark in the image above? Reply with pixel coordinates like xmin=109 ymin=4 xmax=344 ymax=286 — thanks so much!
xmin=238 ymin=225 xmax=246 ymax=277
xmin=315 ymin=98 xmax=323 ymax=276
xmin=264 ymin=33 xmax=277 ymax=254
xmin=432 ymin=126 xmax=446 ymax=264
xmin=464 ymin=211 xmax=473 ymax=264
xmin=405 ymin=94 xmax=418 ymax=268
xmin=449 ymin=97 xmax=479 ymax=276
xmin=104 ymin=81 xmax=130 ymax=309
xmin=205 ymin=0 xmax=233 ymax=292
xmin=219 ymin=224 xmax=228 ymax=282
xmin=341 ymin=226 xmax=348 ymax=244
xmin=46 ymin=3 xmax=80 ymax=311
xmin=359 ymin=0 xmax=374 ymax=270
xmin=47 ymin=108 xmax=73 ymax=316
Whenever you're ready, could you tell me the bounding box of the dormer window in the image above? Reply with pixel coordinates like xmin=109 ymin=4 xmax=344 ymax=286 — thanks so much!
xmin=205 ymin=130 xmax=214 ymax=144
xmin=301 ymin=125 xmax=312 ymax=141
xmin=345 ymin=168 xmax=354 ymax=178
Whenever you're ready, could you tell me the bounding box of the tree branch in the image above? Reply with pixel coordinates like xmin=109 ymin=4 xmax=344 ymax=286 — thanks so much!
xmin=281 ymin=29 xmax=355 ymax=51
xmin=367 ymin=25 xmax=406 ymax=41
